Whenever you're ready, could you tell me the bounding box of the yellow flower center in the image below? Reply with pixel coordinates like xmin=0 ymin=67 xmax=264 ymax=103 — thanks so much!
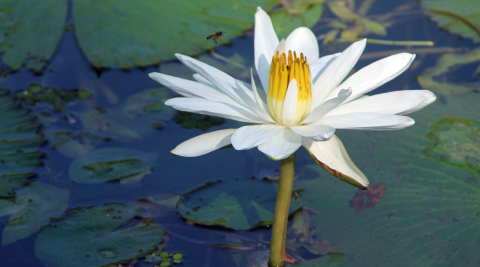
xmin=267 ymin=50 xmax=312 ymax=126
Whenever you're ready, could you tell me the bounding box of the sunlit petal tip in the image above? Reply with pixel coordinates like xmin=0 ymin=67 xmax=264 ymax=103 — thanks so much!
xmin=285 ymin=27 xmax=319 ymax=61
xmin=275 ymin=38 xmax=286 ymax=55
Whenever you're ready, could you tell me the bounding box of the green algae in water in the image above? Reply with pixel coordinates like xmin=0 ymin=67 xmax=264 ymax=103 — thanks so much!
xmin=424 ymin=118 xmax=480 ymax=174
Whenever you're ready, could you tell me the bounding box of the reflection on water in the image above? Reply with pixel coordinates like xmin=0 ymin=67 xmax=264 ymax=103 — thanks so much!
xmin=1 ymin=0 xmax=479 ymax=266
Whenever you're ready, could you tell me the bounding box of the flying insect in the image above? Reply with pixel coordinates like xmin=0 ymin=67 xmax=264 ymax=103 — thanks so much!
xmin=207 ymin=31 xmax=225 ymax=44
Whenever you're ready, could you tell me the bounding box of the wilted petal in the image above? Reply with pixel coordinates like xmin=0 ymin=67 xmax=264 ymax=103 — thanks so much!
xmin=258 ymin=129 xmax=302 ymax=160
xmin=312 ymin=39 xmax=366 ymax=108
xmin=326 ymin=90 xmax=437 ymax=116
xmin=291 ymin=124 xmax=335 ymax=141
xmin=171 ymin=129 xmax=237 ymax=157
xmin=231 ymin=124 xmax=284 ymax=150
xmin=285 ymin=27 xmax=319 ymax=62
xmin=303 ymin=135 xmax=369 ymax=189
xmin=317 ymin=112 xmax=415 ymax=130
xmin=328 ymin=53 xmax=416 ymax=103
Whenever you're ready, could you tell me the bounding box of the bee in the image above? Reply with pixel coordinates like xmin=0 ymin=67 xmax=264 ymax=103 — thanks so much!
xmin=207 ymin=31 xmax=225 ymax=44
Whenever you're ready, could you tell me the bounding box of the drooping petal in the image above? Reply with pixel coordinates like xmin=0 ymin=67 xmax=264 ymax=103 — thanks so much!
xmin=327 ymin=53 xmax=416 ymax=103
xmin=165 ymin=98 xmax=264 ymax=123
xmin=303 ymin=135 xmax=369 ymax=190
xmin=285 ymin=27 xmax=319 ymax=62
xmin=291 ymin=124 xmax=335 ymax=141
xmin=316 ymin=112 xmax=415 ymax=130
xmin=231 ymin=124 xmax=284 ymax=150
xmin=302 ymin=88 xmax=352 ymax=124
xmin=171 ymin=129 xmax=237 ymax=157
xmin=255 ymin=7 xmax=279 ymax=92
xmin=258 ymin=128 xmax=302 ymax=160
xmin=326 ymin=90 xmax=437 ymax=116
xmin=282 ymin=79 xmax=299 ymax=127
xmin=175 ymin=54 xmax=246 ymax=106
xmin=312 ymin=39 xmax=366 ymax=108
xmin=310 ymin=53 xmax=341 ymax=84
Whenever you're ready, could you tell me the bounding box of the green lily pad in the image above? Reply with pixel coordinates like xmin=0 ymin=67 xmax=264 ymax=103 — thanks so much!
xmin=424 ymin=118 xmax=480 ymax=175
xmin=294 ymin=92 xmax=480 ymax=266
xmin=174 ymin=111 xmax=226 ymax=131
xmin=15 ymin=84 xmax=92 ymax=111
xmin=72 ymin=0 xmax=277 ymax=69
xmin=0 ymin=89 xmax=47 ymax=197
xmin=34 ymin=203 xmax=167 ymax=267
xmin=177 ymin=179 xmax=305 ymax=230
xmin=422 ymin=0 xmax=480 ymax=42
xmin=69 ymin=148 xmax=157 ymax=184
xmin=0 ymin=181 xmax=69 ymax=245
xmin=0 ymin=0 xmax=68 ymax=71
xmin=270 ymin=0 xmax=324 ymax=39
xmin=416 ymin=47 xmax=480 ymax=96
xmin=51 ymin=131 xmax=111 ymax=159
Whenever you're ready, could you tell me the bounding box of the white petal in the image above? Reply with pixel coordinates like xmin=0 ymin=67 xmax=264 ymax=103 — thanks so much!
xmin=291 ymin=124 xmax=335 ymax=141
xmin=275 ymin=38 xmax=286 ymax=55
xmin=303 ymin=135 xmax=369 ymax=189
xmin=251 ymin=69 xmax=269 ymax=114
xmin=258 ymin=129 xmax=302 ymax=160
xmin=255 ymin=7 xmax=279 ymax=92
xmin=149 ymin=72 xmax=233 ymax=104
xmin=171 ymin=129 xmax=236 ymax=157
xmin=302 ymin=88 xmax=352 ymax=124
xmin=317 ymin=112 xmax=415 ymax=130
xmin=312 ymin=39 xmax=366 ymax=108
xmin=165 ymin=98 xmax=263 ymax=123
xmin=328 ymin=53 xmax=416 ymax=103
xmin=231 ymin=124 xmax=284 ymax=150
xmin=285 ymin=27 xmax=319 ymax=62
xmin=193 ymin=73 xmax=214 ymax=87
xmin=233 ymin=82 xmax=274 ymax=123
xmin=282 ymin=79 xmax=298 ymax=127
xmin=175 ymin=54 xmax=246 ymax=106
xmin=327 ymin=90 xmax=437 ymax=116
xmin=310 ymin=53 xmax=341 ymax=85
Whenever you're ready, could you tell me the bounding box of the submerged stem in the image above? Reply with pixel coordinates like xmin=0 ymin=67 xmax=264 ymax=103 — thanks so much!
xmin=269 ymin=152 xmax=296 ymax=267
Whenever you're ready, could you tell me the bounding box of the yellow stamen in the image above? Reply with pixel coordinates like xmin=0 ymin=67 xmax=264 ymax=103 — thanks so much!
xmin=267 ymin=50 xmax=312 ymax=126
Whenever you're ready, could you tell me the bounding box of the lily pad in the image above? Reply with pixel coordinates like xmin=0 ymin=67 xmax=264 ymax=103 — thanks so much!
xmin=270 ymin=0 xmax=324 ymax=39
xmin=416 ymin=47 xmax=480 ymax=96
xmin=72 ymin=0 xmax=277 ymax=69
xmin=0 ymin=0 xmax=68 ymax=71
xmin=177 ymin=179 xmax=305 ymax=230
xmin=422 ymin=0 xmax=480 ymax=42
xmin=174 ymin=111 xmax=226 ymax=131
xmin=0 ymin=89 xmax=46 ymax=198
xmin=294 ymin=92 xmax=480 ymax=266
xmin=51 ymin=131 xmax=111 ymax=159
xmin=69 ymin=148 xmax=157 ymax=184
xmin=424 ymin=118 xmax=480 ymax=174
xmin=34 ymin=203 xmax=167 ymax=267
xmin=0 ymin=181 xmax=69 ymax=245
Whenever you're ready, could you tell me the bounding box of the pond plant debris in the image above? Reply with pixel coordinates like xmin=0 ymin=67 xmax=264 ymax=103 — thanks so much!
xmin=149 ymin=6 xmax=436 ymax=267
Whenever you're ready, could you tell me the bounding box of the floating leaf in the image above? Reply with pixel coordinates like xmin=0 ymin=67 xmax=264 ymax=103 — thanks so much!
xmin=416 ymin=47 xmax=480 ymax=96
xmin=270 ymin=0 xmax=324 ymax=39
xmin=424 ymin=118 xmax=480 ymax=174
xmin=174 ymin=111 xmax=226 ymax=131
xmin=72 ymin=0 xmax=277 ymax=69
xmin=0 ymin=0 xmax=68 ymax=71
xmin=0 ymin=89 xmax=46 ymax=198
xmin=294 ymin=92 xmax=480 ymax=266
xmin=51 ymin=131 xmax=111 ymax=159
xmin=422 ymin=0 xmax=480 ymax=42
xmin=0 ymin=181 xmax=69 ymax=245
xmin=15 ymin=84 xmax=92 ymax=112
xmin=69 ymin=148 xmax=157 ymax=184
xmin=34 ymin=203 xmax=167 ymax=267
xmin=177 ymin=179 xmax=305 ymax=230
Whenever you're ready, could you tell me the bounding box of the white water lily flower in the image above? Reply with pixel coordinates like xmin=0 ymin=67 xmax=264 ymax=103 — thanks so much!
xmin=149 ymin=7 xmax=436 ymax=190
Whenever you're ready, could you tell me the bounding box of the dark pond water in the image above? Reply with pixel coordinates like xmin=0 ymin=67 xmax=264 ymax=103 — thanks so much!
xmin=1 ymin=0 xmax=480 ymax=266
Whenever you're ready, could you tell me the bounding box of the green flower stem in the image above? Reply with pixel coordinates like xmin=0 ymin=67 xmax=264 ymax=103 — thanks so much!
xmin=269 ymin=152 xmax=296 ymax=267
